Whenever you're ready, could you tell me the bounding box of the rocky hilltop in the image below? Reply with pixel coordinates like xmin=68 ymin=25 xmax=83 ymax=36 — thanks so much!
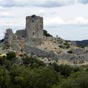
xmin=0 ymin=15 xmax=88 ymax=66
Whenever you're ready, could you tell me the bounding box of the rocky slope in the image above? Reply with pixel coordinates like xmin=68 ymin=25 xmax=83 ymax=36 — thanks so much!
xmin=1 ymin=30 xmax=88 ymax=66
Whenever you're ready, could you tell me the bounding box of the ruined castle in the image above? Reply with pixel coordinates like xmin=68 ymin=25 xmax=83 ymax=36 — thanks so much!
xmin=4 ymin=15 xmax=44 ymax=50
xmin=3 ymin=15 xmax=88 ymax=65
xmin=3 ymin=15 xmax=61 ymax=59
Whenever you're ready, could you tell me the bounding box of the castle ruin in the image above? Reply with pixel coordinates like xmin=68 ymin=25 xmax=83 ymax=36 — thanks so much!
xmin=3 ymin=15 xmax=88 ymax=65
xmin=4 ymin=15 xmax=44 ymax=49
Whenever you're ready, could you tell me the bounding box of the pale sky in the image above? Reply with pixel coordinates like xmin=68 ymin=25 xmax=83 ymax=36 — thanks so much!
xmin=0 ymin=0 xmax=88 ymax=40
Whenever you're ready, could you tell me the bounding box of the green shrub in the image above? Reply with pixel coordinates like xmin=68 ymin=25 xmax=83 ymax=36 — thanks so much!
xmin=43 ymin=30 xmax=52 ymax=37
xmin=59 ymin=71 xmax=88 ymax=88
xmin=59 ymin=43 xmax=70 ymax=49
xmin=51 ymin=64 xmax=73 ymax=78
xmin=22 ymin=56 xmax=45 ymax=67
xmin=6 ymin=52 xmax=16 ymax=60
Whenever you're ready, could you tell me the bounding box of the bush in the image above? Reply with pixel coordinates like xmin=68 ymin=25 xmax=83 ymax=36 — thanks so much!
xmin=43 ymin=30 xmax=52 ymax=37
xmin=6 ymin=52 xmax=16 ymax=60
xmin=0 ymin=67 xmax=11 ymax=88
xmin=58 ymin=71 xmax=88 ymax=88
xmin=51 ymin=64 xmax=73 ymax=78
xmin=22 ymin=56 xmax=45 ymax=67
xmin=9 ymin=65 xmax=61 ymax=88
xmin=59 ymin=43 xmax=70 ymax=49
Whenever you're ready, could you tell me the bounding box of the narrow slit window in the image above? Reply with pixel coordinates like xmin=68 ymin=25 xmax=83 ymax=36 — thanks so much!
xmin=33 ymin=32 xmax=35 ymax=36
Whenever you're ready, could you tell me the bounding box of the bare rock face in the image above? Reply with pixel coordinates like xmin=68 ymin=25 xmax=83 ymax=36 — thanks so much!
xmin=70 ymin=48 xmax=86 ymax=55
xmin=11 ymin=43 xmax=20 ymax=51
xmin=23 ymin=45 xmax=58 ymax=59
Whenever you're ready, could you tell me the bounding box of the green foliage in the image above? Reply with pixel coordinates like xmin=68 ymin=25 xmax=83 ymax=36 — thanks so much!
xmin=43 ymin=30 xmax=52 ymax=37
xmin=1 ymin=52 xmax=88 ymax=88
xmin=0 ymin=67 xmax=10 ymax=88
xmin=0 ymin=57 xmax=5 ymax=65
xmin=22 ymin=56 xmax=46 ymax=67
xmin=9 ymin=65 xmax=61 ymax=88
xmin=58 ymin=71 xmax=88 ymax=88
xmin=51 ymin=63 xmax=74 ymax=78
xmin=59 ymin=41 xmax=70 ymax=49
xmin=6 ymin=52 xmax=16 ymax=60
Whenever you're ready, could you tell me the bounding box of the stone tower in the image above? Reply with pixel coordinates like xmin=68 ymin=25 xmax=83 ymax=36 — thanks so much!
xmin=4 ymin=29 xmax=14 ymax=47
xmin=26 ymin=15 xmax=43 ymax=39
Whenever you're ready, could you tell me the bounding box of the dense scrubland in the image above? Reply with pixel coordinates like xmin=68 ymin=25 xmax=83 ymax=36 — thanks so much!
xmin=0 ymin=52 xmax=88 ymax=88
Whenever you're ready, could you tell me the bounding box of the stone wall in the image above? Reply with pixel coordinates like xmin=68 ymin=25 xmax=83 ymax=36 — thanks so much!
xmin=16 ymin=29 xmax=26 ymax=39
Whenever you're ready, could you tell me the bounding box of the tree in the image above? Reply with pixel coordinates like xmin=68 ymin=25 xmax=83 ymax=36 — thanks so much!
xmin=9 ymin=65 xmax=62 ymax=88
xmin=58 ymin=71 xmax=88 ymax=88
xmin=43 ymin=30 xmax=52 ymax=37
xmin=0 ymin=67 xmax=11 ymax=88
xmin=51 ymin=64 xmax=73 ymax=78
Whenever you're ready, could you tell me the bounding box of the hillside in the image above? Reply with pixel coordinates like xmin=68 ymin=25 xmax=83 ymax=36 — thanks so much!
xmin=0 ymin=15 xmax=88 ymax=66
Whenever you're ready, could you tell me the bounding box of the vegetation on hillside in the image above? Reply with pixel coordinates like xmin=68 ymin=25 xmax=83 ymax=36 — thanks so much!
xmin=43 ymin=30 xmax=52 ymax=37
xmin=0 ymin=51 xmax=88 ymax=88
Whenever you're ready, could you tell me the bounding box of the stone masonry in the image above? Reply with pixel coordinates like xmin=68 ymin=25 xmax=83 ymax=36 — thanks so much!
xmin=4 ymin=28 xmax=15 ymax=47
xmin=26 ymin=15 xmax=43 ymax=39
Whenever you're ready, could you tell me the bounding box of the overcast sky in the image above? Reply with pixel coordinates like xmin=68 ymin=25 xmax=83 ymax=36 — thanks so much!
xmin=0 ymin=0 xmax=88 ymax=40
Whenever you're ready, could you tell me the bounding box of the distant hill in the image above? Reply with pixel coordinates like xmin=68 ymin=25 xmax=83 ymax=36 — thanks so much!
xmin=73 ymin=40 xmax=88 ymax=47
